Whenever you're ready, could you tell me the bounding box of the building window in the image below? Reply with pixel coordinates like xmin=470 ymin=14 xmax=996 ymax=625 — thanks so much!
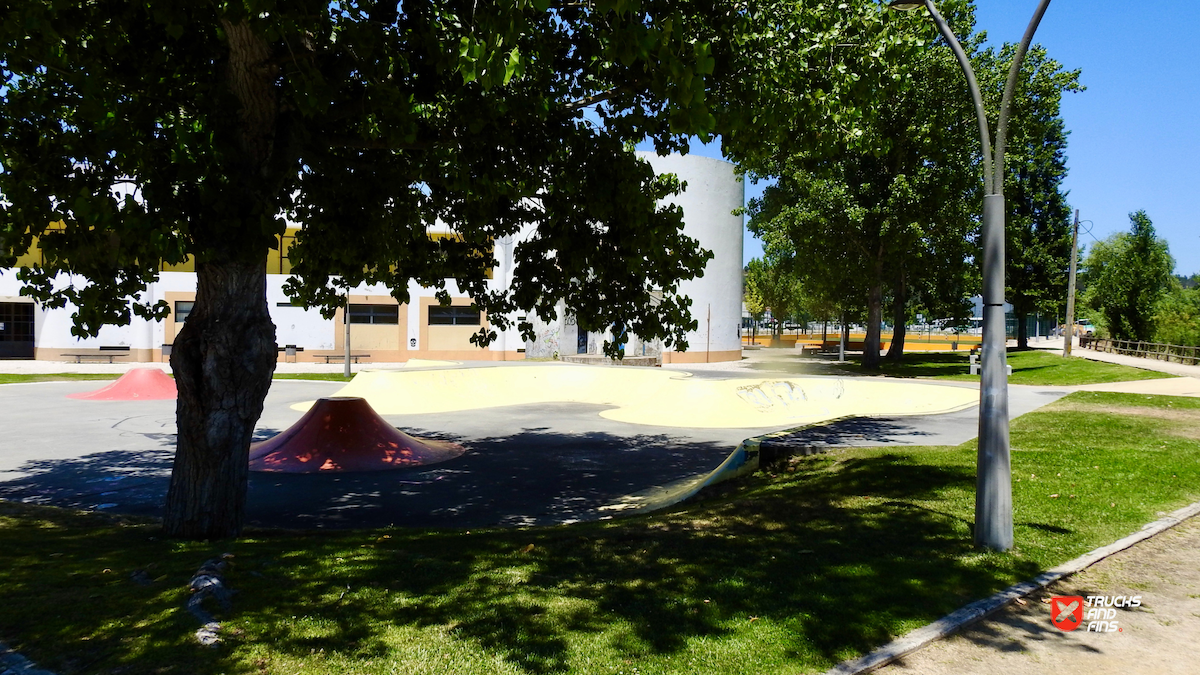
xmin=174 ymin=301 xmax=194 ymax=322
xmin=348 ymin=304 xmax=399 ymax=325
xmin=428 ymin=306 xmax=481 ymax=326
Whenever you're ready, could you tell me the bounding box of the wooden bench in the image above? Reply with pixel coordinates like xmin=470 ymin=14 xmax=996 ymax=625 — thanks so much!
xmin=62 ymin=346 xmax=131 ymax=363
xmin=320 ymin=354 xmax=370 ymax=364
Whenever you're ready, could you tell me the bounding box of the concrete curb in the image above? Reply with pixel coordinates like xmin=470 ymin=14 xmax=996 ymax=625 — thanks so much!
xmin=824 ymin=499 xmax=1200 ymax=675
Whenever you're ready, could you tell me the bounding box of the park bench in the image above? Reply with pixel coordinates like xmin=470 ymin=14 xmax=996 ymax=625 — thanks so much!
xmin=320 ymin=353 xmax=370 ymax=364
xmin=62 ymin=345 xmax=130 ymax=364
xmin=969 ymin=349 xmax=1012 ymax=376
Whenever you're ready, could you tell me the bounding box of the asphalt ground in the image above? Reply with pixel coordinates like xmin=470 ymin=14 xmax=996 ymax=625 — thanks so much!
xmin=0 ymin=352 xmax=1069 ymax=530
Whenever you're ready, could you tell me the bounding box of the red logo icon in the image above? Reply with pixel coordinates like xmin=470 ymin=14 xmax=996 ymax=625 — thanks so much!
xmin=1051 ymin=596 xmax=1084 ymax=631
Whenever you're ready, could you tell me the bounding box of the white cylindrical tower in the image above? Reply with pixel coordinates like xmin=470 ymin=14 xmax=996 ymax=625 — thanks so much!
xmin=636 ymin=152 xmax=744 ymax=363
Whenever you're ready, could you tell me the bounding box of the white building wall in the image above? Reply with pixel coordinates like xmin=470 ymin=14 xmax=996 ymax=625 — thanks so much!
xmin=636 ymin=152 xmax=744 ymax=362
xmin=3 ymin=155 xmax=742 ymax=363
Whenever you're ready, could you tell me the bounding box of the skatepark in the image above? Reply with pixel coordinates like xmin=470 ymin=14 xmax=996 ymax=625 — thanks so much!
xmin=0 ymin=351 xmax=1079 ymax=531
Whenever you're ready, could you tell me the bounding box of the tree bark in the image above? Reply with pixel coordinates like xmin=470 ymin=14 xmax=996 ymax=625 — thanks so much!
xmin=1015 ymin=311 xmax=1028 ymax=350
xmin=887 ymin=269 xmax=907 ymax=362
xmin=164 ymin=260 xmax=277 ymax=539
xmin=863 ymin=281 xmax=883 ymax=370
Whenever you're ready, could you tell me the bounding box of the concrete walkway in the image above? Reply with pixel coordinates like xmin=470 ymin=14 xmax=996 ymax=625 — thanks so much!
xmin=1027 ymin=335 xmax=1200 ymax=379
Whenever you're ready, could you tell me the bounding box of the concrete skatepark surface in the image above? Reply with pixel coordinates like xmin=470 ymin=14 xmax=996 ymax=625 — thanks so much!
xmin=310 ymin=363 xmax=979 ymax=428
xmin=0 ymin=355 xmax=1069 ymax=530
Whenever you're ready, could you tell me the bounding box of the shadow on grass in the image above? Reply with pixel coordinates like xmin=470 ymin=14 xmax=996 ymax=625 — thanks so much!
xmin=220 ymin=453 xmax=1041 ymax=674
xmin=0 ymin=449 xmax=1047 ymax=675
xmin=0 ymin=411 xmax=1049 ymax=675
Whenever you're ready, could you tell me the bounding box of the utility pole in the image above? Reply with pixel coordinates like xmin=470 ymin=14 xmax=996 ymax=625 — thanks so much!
xmin=344 ymin=292 xmax=352 ymax=378
xmin=1064 ymin=209 xmax=1080 ymax=358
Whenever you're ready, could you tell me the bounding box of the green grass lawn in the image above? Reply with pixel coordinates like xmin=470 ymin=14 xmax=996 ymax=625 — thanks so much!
xmin=272 ymin=373 xmax=356 ymax=382
xmin=833 ymin=348 xmax=1173 ymax=385
xmin=0 ymin=373 xmax=124 ymax=385
xmin=1 ymin=392 xmax=1198 ymax=674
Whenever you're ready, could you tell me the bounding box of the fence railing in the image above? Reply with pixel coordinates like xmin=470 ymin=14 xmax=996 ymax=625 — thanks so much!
xmin=1081 ymin=337 xmax=1200 ymax=366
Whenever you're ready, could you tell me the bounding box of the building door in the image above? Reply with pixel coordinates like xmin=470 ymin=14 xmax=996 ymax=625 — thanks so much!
xmin=577 ymin=328 xmax=588 ymax=354
xmin=0 ymin=302 xmax=35 ymax=359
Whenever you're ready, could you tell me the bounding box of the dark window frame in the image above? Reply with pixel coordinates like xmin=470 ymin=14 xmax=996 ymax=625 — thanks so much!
xmin=348 ymin=303 xmax=400 ymax=325
xmin=428 ymin=305 xmax=481 ymax=326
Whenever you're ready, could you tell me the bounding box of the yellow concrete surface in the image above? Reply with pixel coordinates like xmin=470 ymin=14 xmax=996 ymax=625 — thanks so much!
xmin=293 ymin=363 xmax=978 ymax=429
xmin=402 ymin=359 xmax=461 ymax=368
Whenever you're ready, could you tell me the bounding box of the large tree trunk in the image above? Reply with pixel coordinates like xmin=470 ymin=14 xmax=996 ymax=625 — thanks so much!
xmin=164 ymin=260 xmax=277 ymax=539
xmin=1015 ymin=311 xmax=1029 ymax=349
xmin=863 ymin=281 xmax=883 ymax=370
xmin=887 ymin=270 xmax=907 ymax=362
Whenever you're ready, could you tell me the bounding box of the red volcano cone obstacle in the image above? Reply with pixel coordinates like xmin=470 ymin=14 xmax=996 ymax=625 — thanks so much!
xmin=67 ymin=367 xmax=178 ymax=400
xmin=249 ymin=397 xmax=466 ymax=473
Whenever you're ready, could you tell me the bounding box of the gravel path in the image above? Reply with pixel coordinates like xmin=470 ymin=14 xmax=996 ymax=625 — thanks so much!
xmin=875 ymin=515 xmax=1200 ymax=675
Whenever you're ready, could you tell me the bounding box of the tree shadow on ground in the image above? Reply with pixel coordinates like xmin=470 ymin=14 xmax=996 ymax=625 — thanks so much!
xmin=0 ymin=407 xmax=1043 ymax=675
xmin=225 ymin=452 xmax=1042 ymax=674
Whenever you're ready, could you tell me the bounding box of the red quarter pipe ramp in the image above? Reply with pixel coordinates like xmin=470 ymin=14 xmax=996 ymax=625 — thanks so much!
xmin=67 ymin=368 xmax=178 ymax=400
xmin=249 ymin=397 xmax=465 ymax=473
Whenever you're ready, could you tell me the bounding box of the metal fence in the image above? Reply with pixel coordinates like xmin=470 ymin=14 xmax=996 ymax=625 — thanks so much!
xmin=1081 ymin=337 xmax=1200 ymax=366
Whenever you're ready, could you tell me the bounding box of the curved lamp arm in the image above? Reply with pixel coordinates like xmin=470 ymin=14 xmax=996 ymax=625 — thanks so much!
xmin=919 ymin=0 xmax=995 ymax=193
xmin=992 ymin=0 xmax=1053 ymax=194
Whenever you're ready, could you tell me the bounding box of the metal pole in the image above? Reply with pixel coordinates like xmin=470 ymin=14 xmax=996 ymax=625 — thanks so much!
xmin=977 ymin=194 xmax=1012 ymax=551
xmin=344 ymin=292 xmax=352 ymax=379
xmin=1064 ymin=209 xmax=1080 ymax=357
xmin=906 ymin=0 xmax=1053 ymax=551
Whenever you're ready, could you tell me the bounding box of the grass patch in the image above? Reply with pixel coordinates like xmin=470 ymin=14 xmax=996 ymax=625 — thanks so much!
xmin=272 ymin=373 xmax=356 ymax=382
xmin=1 ymin=392 xmax=1198 ymax=674
xmin=833 ymin=348 xmax=1172 ymax=385
xmin=0 ymin=373 xmax=120 ymax=385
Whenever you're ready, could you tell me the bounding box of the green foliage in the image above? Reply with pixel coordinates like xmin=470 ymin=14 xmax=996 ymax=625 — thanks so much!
xmin=1153 ymin=285 xmax=1200 ymax=347
xmin=1081 ymin=211 xmax=1175 ymax=341
xmin=732 ymin=1 xmax=980 ymax=368
xmin=743 ymin=256 xmax=803 ymax=334
xmin=0 ymin=0 xmax=740 ymax=352
xmin=974 ymin=44 xmax=1081 ymax=339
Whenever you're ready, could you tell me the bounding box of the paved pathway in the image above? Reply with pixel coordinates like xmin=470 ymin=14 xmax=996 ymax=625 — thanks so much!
xmin=874 ymin=513 xmax=1200 ymax=675
xmin=1028 ymin=335 xmax=1200 ymax=379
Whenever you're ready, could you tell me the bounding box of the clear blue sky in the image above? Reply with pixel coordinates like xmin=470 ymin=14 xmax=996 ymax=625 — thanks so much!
xmin=650 ymin=1 xmax=1200 ymax=276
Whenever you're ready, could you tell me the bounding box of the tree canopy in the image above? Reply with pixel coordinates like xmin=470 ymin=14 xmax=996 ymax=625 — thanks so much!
xmin=732 ymin=1 xmax=979 ymax=368
xmin=1081 ymin=210 xmax=1175 ymax=342
xmin=0 ymin=0 xmax=766 ymax=538
xmin=731 ymin=1 xmax=1082 ymax=363
xmin=976 ymin=43 xmax=1081 ymax=347
xmin=743 ymin=255 xmax=803 ymax=340
xmin=1153 ymin=284 xmax=1200 ymax=348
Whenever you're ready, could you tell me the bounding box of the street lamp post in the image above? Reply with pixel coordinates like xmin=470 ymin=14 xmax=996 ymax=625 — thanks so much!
xmin=889 ymin=0 xmax=1052 ymax=551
